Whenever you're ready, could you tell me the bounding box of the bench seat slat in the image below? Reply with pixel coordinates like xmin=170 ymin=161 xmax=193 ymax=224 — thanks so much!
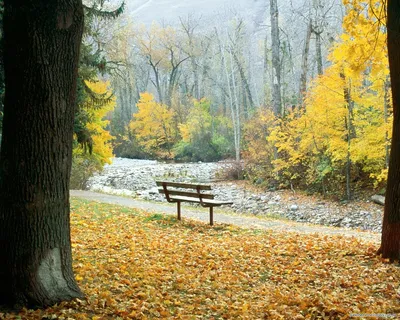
xmin=156 ymin=181 xmax=211 ymax=190
xmin=158 ymin=188 xmax=214 ymax=199
xmin=168 ymin=195 xmax=233 ymax=206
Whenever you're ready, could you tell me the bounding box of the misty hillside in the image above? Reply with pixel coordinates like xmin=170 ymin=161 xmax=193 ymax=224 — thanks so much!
xmin=125 ymin=0 xmax=342 ymax=69
xmin=126 ymin=0 xmax=342 ymax=35
xmin=127 ymin=0 xmax=268 ymax=30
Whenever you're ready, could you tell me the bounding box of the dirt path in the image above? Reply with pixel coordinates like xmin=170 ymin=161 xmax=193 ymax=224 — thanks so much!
xmin=70 ymin=190 xmax=380 ymax=243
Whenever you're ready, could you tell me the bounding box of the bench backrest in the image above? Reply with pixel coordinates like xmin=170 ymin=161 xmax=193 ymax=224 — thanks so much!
xmin=156 ymin=181 xmax=214 ymax=200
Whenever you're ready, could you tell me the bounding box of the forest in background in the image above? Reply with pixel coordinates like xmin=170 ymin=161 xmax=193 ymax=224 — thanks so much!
xmin=5 ymin=0 xmax=384 ymax=200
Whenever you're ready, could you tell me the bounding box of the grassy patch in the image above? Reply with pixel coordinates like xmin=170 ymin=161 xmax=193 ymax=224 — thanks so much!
xmin=143 ymin=213 xmax=177 ymax=228
xmin=3 ymin=198 xmax=400 ymax=319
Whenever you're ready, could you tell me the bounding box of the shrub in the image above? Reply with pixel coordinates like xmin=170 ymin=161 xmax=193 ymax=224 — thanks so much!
xmin=70 ymin=154 xmax=103 ymax=190
xmin=215 ymin=161 xmax=245 ymax=180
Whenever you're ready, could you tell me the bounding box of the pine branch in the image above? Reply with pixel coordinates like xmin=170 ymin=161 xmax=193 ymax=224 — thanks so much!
xmin=82 ymin=81 xmax=114 ymax=109
xmin=83 ymin=1 xmax=125 ymax=19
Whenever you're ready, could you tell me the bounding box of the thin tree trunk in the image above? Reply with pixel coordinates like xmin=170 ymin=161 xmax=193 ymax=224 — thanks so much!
xmin=216 ymin=28 xmax=241 ymax=161
xmin=378 ymin=0 xmax=400 ymax=261
xmin=315 ymin=30 xmax=323 ymax=75
xmin=242 ymin=84 xmax=248 ymax=120
xmin=231 ymin=50 xmax=254 ymax=113
xmin=264 ymin=32 xmax=269 ymax=106
xmin=229 ymin=48 xmax=241 ymax=162
xmin=341 ymin=73 xmax=355 ymax=201
xmin=149 ymin=60 xmax=163 ymax=103
xmin=299 ymin=20 xmax=312 ymax=103
xmin=0 ymin=0 xmax=84 ymax=307
xmin=192 ymin=57 xmax=199 ymax=99
xmin=270 ymin=0 xmax=282 ymax=116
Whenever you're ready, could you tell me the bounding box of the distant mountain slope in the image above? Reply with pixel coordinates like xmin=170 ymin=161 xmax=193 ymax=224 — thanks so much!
xmin=127 ymin=0 xmax=268 ymax=30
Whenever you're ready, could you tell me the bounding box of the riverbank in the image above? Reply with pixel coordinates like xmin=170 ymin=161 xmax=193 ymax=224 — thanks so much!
xmin=87 ymin=158 xmax=383 ymax=232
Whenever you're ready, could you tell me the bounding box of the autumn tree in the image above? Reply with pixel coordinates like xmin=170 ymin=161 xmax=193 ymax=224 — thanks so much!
xmin=379 ymin=0 xmax=400 ymax=261
xmin=129 ymin=92 xmax=177 ymax=158
xmin=71 ymin=1 xmax=123 ymax=184
xmin=76 ymin=1 xmax=123 ymax=146
xmin=244 ymin=0 xmax=390 ymax=195
xmin=0 ymin=0 xmax=84 ymax=307
xmin=71 ymin=80 xmax=116 ymax=189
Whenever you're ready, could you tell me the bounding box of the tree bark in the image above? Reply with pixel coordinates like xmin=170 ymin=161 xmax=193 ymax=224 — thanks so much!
xmin=149 ymin=58 xmax=163 ymax=103
xmin=263 ymin=32 xmax=269 ymax=106
xmin=384 ymin=78 xmax=391 ymax=169
xmin=0 ymin=0 xmax=84 ymax=307
xmin=378 ymin=0 xmax=400 ymax=261
xmin=314 ymin=29 xmax=323 ymax=76
xmin=341 ymin=73 xmax=355 ymax=201
xmin=299 ymin=20 xmax=312 ymax=103
xmin=231 ymin=50 xmax=254 ymax=115
xmin=270 ymin=0 xmax=282 ymax=116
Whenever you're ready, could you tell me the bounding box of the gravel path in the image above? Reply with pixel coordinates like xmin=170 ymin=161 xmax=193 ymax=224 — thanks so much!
xmin=70 ymin=190 xmax=380 ymax=243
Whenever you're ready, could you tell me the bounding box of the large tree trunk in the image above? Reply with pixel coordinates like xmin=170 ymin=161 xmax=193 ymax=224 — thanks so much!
xmin=379 ymin=0 xmax=400 ymax=261
xmin=0 ymin=0 xmax=84 ymax=307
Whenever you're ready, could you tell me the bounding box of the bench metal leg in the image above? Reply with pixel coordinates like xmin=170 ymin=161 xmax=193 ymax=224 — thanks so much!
xmin=177 ymin=201 xmax=181 ymax=221
xmin=209 ymin=206 xmax=213 ymax=226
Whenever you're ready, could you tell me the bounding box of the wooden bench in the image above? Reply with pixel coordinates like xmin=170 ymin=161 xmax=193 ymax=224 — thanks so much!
xmin=156 ymin=181 xmax=233 ymax=225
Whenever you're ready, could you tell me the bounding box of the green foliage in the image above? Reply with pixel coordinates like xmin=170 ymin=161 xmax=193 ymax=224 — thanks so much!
xmin=175 ymin=98 xmax=234 ymax=162
xmin=83 ymin=1 xmax=125 ymax=20
xmin=112 ymin=136 xmax=148 ymax=159
xmin=70 ymin=153 xmax=103 ymax=190
xmin=174 ymin=138 xmax=220 ymax=162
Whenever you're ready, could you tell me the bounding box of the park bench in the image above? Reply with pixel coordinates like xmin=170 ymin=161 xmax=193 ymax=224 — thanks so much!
xmin=156 ymin=181 xmax=233 ymax=225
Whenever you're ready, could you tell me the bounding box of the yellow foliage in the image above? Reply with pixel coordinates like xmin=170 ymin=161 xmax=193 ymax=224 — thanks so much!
xmin=243 ymin=109 xmax=277 ymax=182
xmin=331 ymin=0 xmax=388 ymax=82
xmin=245 ymin=0 xmax=391 ymax=191
xmin=129 ymin=92 xmax=176 ymax=157
xmin=8 ymin=199 xmax=399 ymax=319
xmin=74 ymin=80 xmax=115 ymax=165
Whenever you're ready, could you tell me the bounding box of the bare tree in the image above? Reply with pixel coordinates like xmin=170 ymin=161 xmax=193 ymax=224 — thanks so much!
xmin=216 ymin=28 xmax=241 ymax=161
xmin=227 ymin=19 xmax=255 ymax=118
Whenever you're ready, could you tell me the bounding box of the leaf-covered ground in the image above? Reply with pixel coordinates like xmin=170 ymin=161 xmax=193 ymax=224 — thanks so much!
xmin=2 ymin=198 xmax=400 ymax=319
